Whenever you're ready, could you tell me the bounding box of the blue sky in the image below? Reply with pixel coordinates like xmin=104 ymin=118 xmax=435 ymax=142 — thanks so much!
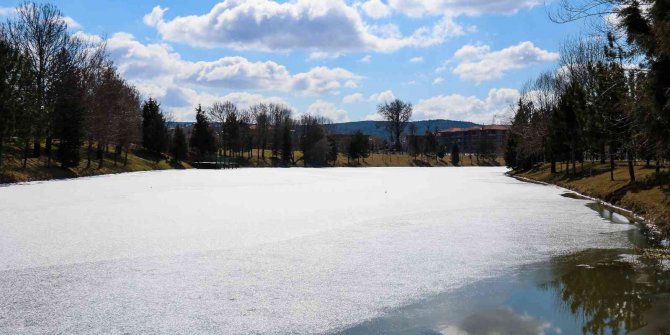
xmin=0 ymin=0 xmax=587 ymax=122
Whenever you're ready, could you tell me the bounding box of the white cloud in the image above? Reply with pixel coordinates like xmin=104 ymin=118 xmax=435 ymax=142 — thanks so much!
xmin=387 ymin=0 xmax=539 ymax=18
xmin=452 ymin=41 xmax=559 ymax=82
xmin=364 ymin=113 xmax=384 ymax=121
xmin=414 ymin=88 xmax=519 ymax=123
xmin=79 ymin=32 xmax=358 ymax=119
xmin=361 ymin=0 xmax=391 ymax=19
xmin=433 ymin=77 xmax=444 ymax=85
xmin=343 ymin=93 xmax=364 ymax=104
xmin=409 ymin=56 xmax=424 ymax=63
xmin=369 ymin=90 xmax=396 ymax=103
xmin=0 ymin=7 xmax=80 ymax=29
xmin=71 ymin=31 xmax=103 ymax=44
xmin=62 ymin=16 xmax=82 ymax=30
xmin=144 ymin=2 xmax=464 ymax=53
xmin=306 ymin=100 xmax=350 ymax=122
xmin=0 ymin=7 xmax=16 ymax=16
xmin=104 ymin=32 xmax=361 ymax=96
xmin=359 ymin=55 xmax=372 ymax=63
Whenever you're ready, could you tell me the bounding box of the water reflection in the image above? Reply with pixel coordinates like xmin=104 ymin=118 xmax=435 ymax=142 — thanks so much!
xmin=542 ymin=249 xmax=670 ymax=334
xmin=337 ymin=201 xmax=670 ymax=335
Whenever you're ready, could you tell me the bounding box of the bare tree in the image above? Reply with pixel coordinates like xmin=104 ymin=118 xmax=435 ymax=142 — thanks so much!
xmin=5 ymin=2 xmax=75 ymax=163
xmin=249 ymin=104 xmax=269 ymax=159
xmin=377 ymin=99 xmax=413 ymax=151
xmin=208 ymin=101 xmax=237 ymax=156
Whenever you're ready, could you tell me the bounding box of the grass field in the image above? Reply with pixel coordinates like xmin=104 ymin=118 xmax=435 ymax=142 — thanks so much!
xmin=514 ymin=162 xmax=670 ymax=230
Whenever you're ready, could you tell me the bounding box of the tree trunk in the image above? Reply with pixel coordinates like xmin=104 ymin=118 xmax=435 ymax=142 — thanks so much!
xmin=86 ymin=140 xmax=93 ymax=169
xmin=656 ymin=158 xmax=661 ymax=175
xmin=33 ymin=140 xmax=40 ymax=158
xmin=0 ymin=138 xmax=3 ymax=168
xmin=628 ymin=155 xmax=635 ymax=183
xmin=610 ymin=153 xmax=615 ymax=181
xmin=124 ymin=148 xmax=129 ymax=166
xmin=46 ymin=137 xmax=52 ymax=167
xmin=22 ymin=141 xmax=29 ymax=169
xmin=550 ymin=157 xmax=557 ymax=174
xmin=98 ymin=143 xmax=104 ymax=169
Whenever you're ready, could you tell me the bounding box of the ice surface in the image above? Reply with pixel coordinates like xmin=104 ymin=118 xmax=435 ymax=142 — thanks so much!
xmin=0 ymin=168 xmax=633 ymax=334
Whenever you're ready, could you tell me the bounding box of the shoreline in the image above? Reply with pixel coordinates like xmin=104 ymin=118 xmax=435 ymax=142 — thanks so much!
xmin=509 ymin=172 xmax=669 ymax=247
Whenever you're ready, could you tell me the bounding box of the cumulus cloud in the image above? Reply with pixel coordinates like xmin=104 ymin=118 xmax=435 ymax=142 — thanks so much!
xmin=441 ymin=308 xmax=553 ymax=335
xmin=369 ymin=90 xmax=396 ymax=103
xmin=343 ymin=93 xmax=365 ymax=104
xmin=433 ymin=77 xmax=445 ymax=85
xmin=409 ymin=56 xmax=424 ymax=63
xmin=359 ymin=55 xmax=372 ymax=63
xmin=143 ymin=1 xmax=464 ymax=53
xmin=81 ymin=32 xmax=358 ymax=119
xmin=387 ymin=0 xmax=540 ymax=18
xmin=306 ymin=100 xmax=350 ymax=122
xmin=414 ymin=88 xmax=519 ymax=123
xmin=451 ymin=41 xmax=559 ymax=82
xmin=361 ymin=0 xmax=391 ymax=19
xmin=104 ymin=32 xmax=361 ymax=96
xmin=62 ymin=16 xmax=82 ymax=29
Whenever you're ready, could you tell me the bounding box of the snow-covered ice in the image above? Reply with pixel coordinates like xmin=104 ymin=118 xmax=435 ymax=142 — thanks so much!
xmin=0 ymin=168 xmax=634 ymax=334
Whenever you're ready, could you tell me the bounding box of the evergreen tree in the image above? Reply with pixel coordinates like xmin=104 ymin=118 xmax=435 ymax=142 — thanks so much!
xmin=189 ymin=105 xmax=217 ymax=161
xmin=141 ymin=98 xmax=168 ymax=158
xmin=451 ymin=144 xmax=460 ymax=166
xmin=52 ymin=49 xmax=84 ymax=168
xmin=171 ymin=125 xmax=187 ymax=162
xmin=347 ymin=131 xmax=370 ymax=164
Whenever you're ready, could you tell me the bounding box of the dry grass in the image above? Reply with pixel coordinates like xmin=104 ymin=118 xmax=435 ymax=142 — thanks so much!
xmin=515 ymin=162 xmax=670 ymax=229
xmin=233 ymin=149 xmax=504 ymax=168
xmin=0 ymin=146 xmax=189 ymax=184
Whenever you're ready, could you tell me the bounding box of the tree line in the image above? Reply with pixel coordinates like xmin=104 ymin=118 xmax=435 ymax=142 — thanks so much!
xmin=505 ymin=0 xmax=669 ymax=183
xmin=0 ymin=2 xmax=141 ymax=169
xmin=0 ymin=2 xmax=426 ymax=171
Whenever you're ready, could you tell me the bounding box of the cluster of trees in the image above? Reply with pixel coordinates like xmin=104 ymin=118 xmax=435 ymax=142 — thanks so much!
xmin=506 ymin=0 xmax=669 ymax=183
xmin=0 ymin=2 xmax=141 ymax=169
xmin=0 ymin=1 xmax=426 ymax=171
xmin=406 ymin=124 xmax=445 ymax=162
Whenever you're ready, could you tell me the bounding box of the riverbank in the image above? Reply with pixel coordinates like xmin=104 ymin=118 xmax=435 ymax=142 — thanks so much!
xmin=1 ymin=146 xmax=502 ymax=184
xmin=512 ymin=162 xmax=669 ymax=232
xmin=0 ymin=148 xmax=190 ymax=184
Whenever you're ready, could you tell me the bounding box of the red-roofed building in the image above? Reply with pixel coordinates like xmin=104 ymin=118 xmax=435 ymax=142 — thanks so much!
xmin=437 ymin=125 xmax=510 ymax=155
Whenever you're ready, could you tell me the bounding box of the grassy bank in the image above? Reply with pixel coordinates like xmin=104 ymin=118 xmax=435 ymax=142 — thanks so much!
xmin=0 ymin=146 xmax=190 ymax=184
xmin=223 ymin=149 xmax=504 ymax=168
xmin=513 ymin=162 xmax=669 ymax=230
xmin=1 ymin=145 xmax=502 ymax=184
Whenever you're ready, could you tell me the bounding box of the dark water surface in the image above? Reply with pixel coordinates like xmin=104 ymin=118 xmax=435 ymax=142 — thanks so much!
xmin=340 ymin=198 xmax=670 ymax=335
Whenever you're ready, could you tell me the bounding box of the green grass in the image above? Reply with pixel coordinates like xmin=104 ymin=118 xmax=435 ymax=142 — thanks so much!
xmin=514 ymin=162 xmax=670 ymax=229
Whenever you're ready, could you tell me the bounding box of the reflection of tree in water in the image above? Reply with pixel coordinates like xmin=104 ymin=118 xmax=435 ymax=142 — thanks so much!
xmin=542 ymin=249 xmax=669 ymax=335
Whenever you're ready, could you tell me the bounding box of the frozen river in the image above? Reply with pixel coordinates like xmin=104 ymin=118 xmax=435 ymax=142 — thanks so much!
xmin=0 ymin=168 xmax=644 ymax=334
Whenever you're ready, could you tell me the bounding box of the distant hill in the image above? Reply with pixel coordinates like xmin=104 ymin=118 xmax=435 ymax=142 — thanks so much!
xmin=325 ymin=120 xmax=480 ymax=139
xmin=168 ymin=119 xmax=480 ymax=140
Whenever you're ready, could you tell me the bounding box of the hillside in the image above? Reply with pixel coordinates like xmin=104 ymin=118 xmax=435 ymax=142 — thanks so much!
xmin=168 ymin=119 xmax=480 ymax=140
xmin=327 ymin=119 xmax=480 ymax=139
